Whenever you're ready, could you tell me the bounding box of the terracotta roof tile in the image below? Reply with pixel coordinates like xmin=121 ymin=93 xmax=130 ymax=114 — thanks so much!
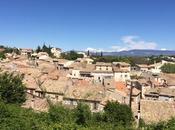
xmin=116 ymin=82 xmax=127 ymax=91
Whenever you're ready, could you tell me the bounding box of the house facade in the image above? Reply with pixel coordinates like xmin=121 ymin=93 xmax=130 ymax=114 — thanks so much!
xmin=51 ymin=48 xmax=62 ymax=58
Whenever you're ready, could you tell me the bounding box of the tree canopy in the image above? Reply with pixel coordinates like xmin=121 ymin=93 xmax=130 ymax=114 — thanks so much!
xmin=61 ymin=51 xmax=83 ymax=60
xmin=104 ymin=101 xmax=134 ymax=126
xmin=161 ymin=63 xmax=175 ymax=73
xmin=0 ymin=52 xmax=6 ymax=59
xmin=36 ymin=44 xmax=54 ymax=57
xmin=0 ymin=101 xmax=135 ymax=130
xmin=0 ymin=72 xmax=26 ymax=104
xmin=1 ymin=101 xmax=175 ymax=130
xmin=74 ymin=103 xmax=91 ymax=126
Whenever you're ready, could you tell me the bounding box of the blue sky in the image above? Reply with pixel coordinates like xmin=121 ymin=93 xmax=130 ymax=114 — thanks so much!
xmin=0 ymin=0 xmax=175 ymax=51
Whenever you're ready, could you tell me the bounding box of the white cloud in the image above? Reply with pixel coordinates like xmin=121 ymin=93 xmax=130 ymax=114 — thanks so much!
xmin=110 ymin=46 xmax=121 ymax=50
xmin=121 ymin=36 xmax=139 ymax=45
xmin=85 ymin=47 xmax=104 ymax=52
xmin=121 ymin=35 xmax=157 ymax=50
xmin=85 ymin=35 xmax=158 ymax=52
xmin=161 ymin=48 xmax=167 ymax=51
xmin=110 ymin=46 xmax=127 ymax=52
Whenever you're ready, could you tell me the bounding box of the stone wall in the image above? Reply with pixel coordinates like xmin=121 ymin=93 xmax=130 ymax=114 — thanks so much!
xmin=140 ymin=100 xmax=175 ymax=123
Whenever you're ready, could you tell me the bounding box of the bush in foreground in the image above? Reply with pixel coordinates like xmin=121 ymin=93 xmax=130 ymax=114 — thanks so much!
xmin=0 ymin=72 xmax=26 ymax=104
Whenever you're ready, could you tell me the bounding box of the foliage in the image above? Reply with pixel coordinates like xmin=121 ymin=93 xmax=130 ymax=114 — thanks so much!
xmin=0 ymin=102 xmax=49 ymax=130
xmin=0 ymin=46 xmax=21 ymax=59
xmin=0 ymin=52 xmax=6 ymax=59
xmin=0 ymin=72 xmax=26 ymax=104
xmin=74 ymin=103 xmax=92 ymax=126
xmin=0 ymin=101 xmax=136 ymax=130
xmin=36 ymin=46 xmax=41 ymax=53
xmin=3 ymin=47 xmax=13 ymax=53
xmin=129 ymin=56 xmax=149 ymax=66
xmin=147 ymin=55 xmax=162 ymax=64
xmin=92 ymin=56 xmax=131 ymax=64
xmin=104 ymin=101 xmax=134 ymax=126
xmin=48 ymin=104 xmax=74 ymax=123
xmin=3 ymin=47 xmax=20 ymax=55
xmin=91 ymin=55 xmax=166 ymax=66
xmin=2 ymin=100 xmax=175 ymax=130
xmin=36 ymin=44 xmax=54 ymax=57
xmin=139 ymin=117 xmax=175 ymax=130
xmin=161 ymin=63 xmax=175 ymax=73
xmin=61 ymin=51 xmax=83 ymax=60
xmin=0 ymin=76 xmax=140 ymax=130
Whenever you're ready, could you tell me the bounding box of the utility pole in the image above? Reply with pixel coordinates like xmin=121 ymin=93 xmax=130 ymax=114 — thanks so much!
xmin=137 ymin=94 xmax=141 ymax=128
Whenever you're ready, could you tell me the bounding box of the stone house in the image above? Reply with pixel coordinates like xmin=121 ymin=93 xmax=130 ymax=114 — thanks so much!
xmin=92 ymin=62 xmax=113 ymax=83
xmin=20 ymin=48 xmax=33 ymax=55
xmin=113 ymin=67 xmax=130 ymax=82
xmin=63 ymin=79 xmax=105 ymax=112
xmin=136 ymin=64 xmax=153 ymax=72
xmin=63 ymin=97 xmax=103 ymax=112
xmin=144 ymin=87 xmax=175 ymax=101
xmin=51 ymin=47 xmax=62 ymax=58
xmin=95 ymin=62 xmax=113 ymax=71
xmin=68 ymin=62 xmax=95 ymax=80
xmin=113 ymin=62 xmax=131 ymax=71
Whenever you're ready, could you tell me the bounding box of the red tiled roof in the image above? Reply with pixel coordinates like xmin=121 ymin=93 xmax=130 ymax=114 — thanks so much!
xmin=116 ymin=81 xmax=127 ymax=92
xmin=115 ymin=81 xmax=130 ymax=97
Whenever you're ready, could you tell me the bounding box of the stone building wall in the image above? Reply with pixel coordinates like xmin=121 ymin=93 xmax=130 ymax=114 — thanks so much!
xmin=140 ymin=100 xmax=175 ymax=123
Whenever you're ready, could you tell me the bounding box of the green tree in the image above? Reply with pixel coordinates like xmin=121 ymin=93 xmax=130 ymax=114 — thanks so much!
xmin=36 ymin=45 xmax=41 ymax=53
xmin=0 ymin=72 xmax=26 ymax=104
xmin=87 ymin=50 xmax=90 ymax=56
xmin=161 ymin=63 xmax=175 ymax=73
xmin=61 ymin=51 xmax=83 ymax=60
xmin=0 ymin=52 xmax=6 ymax=59
xmin=48 ymin=104 xmax=74 ymax=123
xmin=0 ymin=102 xmax=48 ymax=130
xmin=74 ymin=103 xmax=91 ymax=126
xmin=100 ymin=51 xmax=103 ymax=57
xmin=0 ymin=101 xmax=137 ymax=130
xmin=3 ymin=46 xmax=13 ymax=53
xmin=36 ymin=44 xmax=54 ymax=57
xmin=92 ymin=55 xmax=132 ymax=64
xmin=42 ymin=44 xmax=48 ymax=52
xmin=104 ymin=101 xmax=134 ymax=126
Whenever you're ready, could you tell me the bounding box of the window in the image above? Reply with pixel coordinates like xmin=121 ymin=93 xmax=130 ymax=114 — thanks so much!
xmin=30 ymin=90 xmax=33 ymax=94
xmin=55 ymin=95 xmax=58 ymax=100
xmin=165 ymin=98 xmax=169 ymax=101
xmin=40 ymin=92 xmax=45 ymax=98
xmin=70 ymin=99 xmax=74 ymax=105
xmin=93 ymin=103 xmax=98 ymax=110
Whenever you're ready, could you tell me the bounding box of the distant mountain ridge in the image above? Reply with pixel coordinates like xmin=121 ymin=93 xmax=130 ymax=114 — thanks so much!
xmin=101 ymin=49 xmax=175 ymax=56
